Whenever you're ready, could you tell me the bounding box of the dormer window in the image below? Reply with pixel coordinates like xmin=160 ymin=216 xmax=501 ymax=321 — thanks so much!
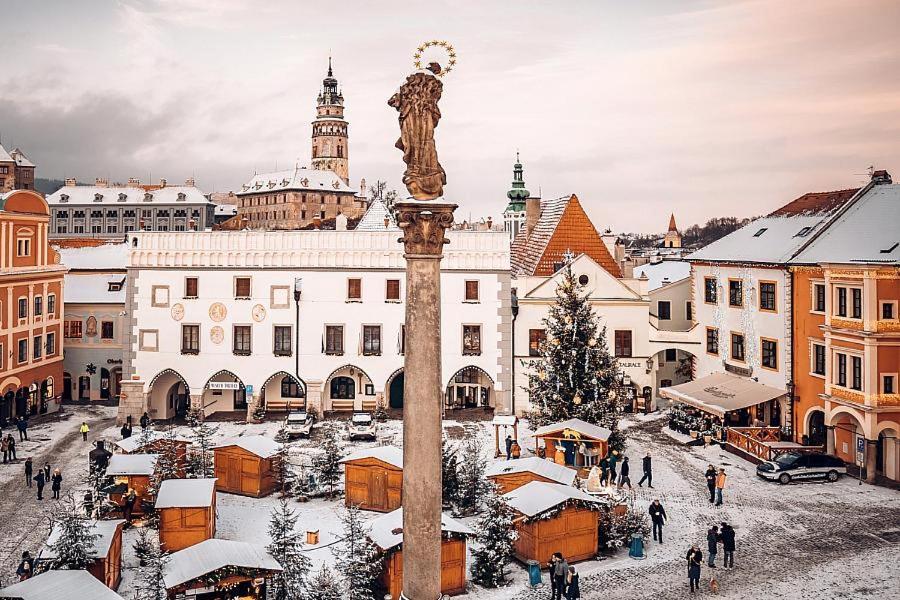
xmin=267 ymin=182 xmax=276 ymax=189
xmin=108 ymin=279 xmax=124 ymax=292
xmin=93 ymin=193 xmax=104 ymax=202
xmin=241 ymin=185 xmax=249 ymax=191
xmin=332 ymin=181 xmax=340 ymax=189
xmin=795 ymin=227 xmax=812 ymax=237
xmin=300 ymin=178 xmax=309 ymax=187
xmin=753 ymin=228 xmax=767 ymax=237
xmin=59 ymin=194 xmax=69 ymax=203
xmin=280 ymin=178 xmax=289 ymax=186
xmin=176 ymin=192 xmax=186 ymax=201
xmin=118 ymin=193 xmax=127 ymax=202
xmin=143 ymin=193 xmax=153 ymax=202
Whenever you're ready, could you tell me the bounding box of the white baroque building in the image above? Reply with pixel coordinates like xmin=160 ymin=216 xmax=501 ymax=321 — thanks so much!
xmin=118 ymin=227 xmax=511 ymax=423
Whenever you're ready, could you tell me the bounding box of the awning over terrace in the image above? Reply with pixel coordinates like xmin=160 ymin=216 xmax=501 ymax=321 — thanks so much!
xmin=659 ymin=372 xmax=786 ymax=418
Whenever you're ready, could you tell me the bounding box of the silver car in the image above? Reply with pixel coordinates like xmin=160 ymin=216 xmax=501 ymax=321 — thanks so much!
xmin=285 ymin=411 xmax=314 ymax=438
xmin=756 ymin=452 xmax=847 ymax=484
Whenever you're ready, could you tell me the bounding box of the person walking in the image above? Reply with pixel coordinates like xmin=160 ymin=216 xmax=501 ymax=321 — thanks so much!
xmin=17 ymin=416 xmax=28 ymax=441
xmin=704 ymin=465 xmax=717 ymax=503
xmin=720 ymin=522 xmax=736 ymax=568
xmin=552 ymin=552 xmax=569 ymax=600
xmin=707 ymin=525 xmax=719 ymax=567
xmin=599 ymin=455 xmax=610 ymax=487
xmin=140 ymin=412 xmax=150 ymax=430
xmin=565 ymin=565 xmax=580 ymax=599
xmin=120 ymin=421 xmax=132 ymax=439
xmin=24 ymin=457 xmax=33 ymax=487
xmin=80 ymin=421 xmax=90 ymax=442
xmin=686 ymin=545 xmax=703 ymax=593
xmin=638 ymin=452 xmax=653 ymax=487
xmin=648 ymin=499 xmax=667 ymax=543
xmin=1 ymin=435 xmax=8 ymax=464
xmin=715 ymin=468 xmax=727 ymax=506
xmin=7 ymin=434 xmax=16 ymax=461
xmin=16 ymin=551 xmax=34 ymax=582
xmin=51 ymin=468 xmax=63 ymax=500
xmin=548 ymin=554 xmax=559 ymax=599
xmin=608 ymin=451 xmax=619 ymax=484
xmin=123 ymin=488 xmax=137 ymax=524
xmin=35 ymin=469 xmax=46 ymax=500
xmin=618 ymin=456 xmax=632 ymax=489
xmin=505 ymin=435 xmax=514 ymax=460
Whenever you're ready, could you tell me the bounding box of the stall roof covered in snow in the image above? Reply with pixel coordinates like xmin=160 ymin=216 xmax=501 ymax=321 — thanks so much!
xmin=339 ymin=445 xmax=403 ymax=469
xmin=534 ymin=418 xmax=611 ymax=441
xmin=41 ymin=520 xmax=125 ymax=561
xmin=504 ymin=481 xmax=603 ymax=518
xmin=491 ymin=414 xmax=518 ymax=426
xmin=55 ymin=243 xmax=129 ymax=271
xmin=155 ymin=478 xmax=217 ymax=508
xmin=63 ymin=273 xmax=127 ymax=304
xmin=214 ymin=435 xmax=281 ymax=459
xmin=369 ymin=508 xmax=473 ymax=551
xmin=106 ymin=453 xmax=158 ymax=476
xmin=485 ymin=457 xmax=577 ymax=486
xmin=114 ymin=430 xmax=192 ymax=452
xmin=0 ymin=569 xmax=125 ymax=600
xmin=632 ymin=260 xmax=691 ymax=291
xmin=163 ymin=539 xmax=282 ymax=589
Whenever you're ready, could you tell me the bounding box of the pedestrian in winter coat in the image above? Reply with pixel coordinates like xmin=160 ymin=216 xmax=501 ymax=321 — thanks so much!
xmin=80 ymin=421 xmax=90 ymax=442
xmin=51 ymin=468 xmax=63 ymax=499
xmin=686 ymin=545 xmax=703 ymax=593
xmin=43 ymin=462 xmax=51 ymax=481
xmin=552 ymin=553 xmax=569 ymax=600
xmin=638 ymin=452 xmax=653 ymax=487
xmin=720 ymin=522 xmax=736 ymax=568
xmin=548 ymin=554 xmax=559 ymax=598
xmin=7 ymin=435 xmax=16 ymax=461
xmin=24 ymin=457 xmax=33 ymax=487
xmin=648 ymin=499 xmax=667 ymax=542
xmin=35 ymin=470 xmax=45 ymax=500
xmin=565 ymin=566 xmax=580 ymax=599
xmin=599 ymin=456 xmax=610 ymax=486
xmin=17 ymin=417 xmax=28 ymax=441
xmin=120 ymin=422 xmax=132 ymax=439
xmin=618 ymin=456 xmax=632 ymax=489
xmin=123 ymin=489 xmax=137 ymax=523
xmin=16 ymin=551 xmax=33 ymax=581
xmin=707 ymin=525 xmax=720 ymax=567
xmin=715 ymin=469 xmax=727 ymax=506
xmin=608 ymin=451 xmax=619 ymax=482
xmin=1 ymin=436 xmax=8 ymax=463
xmin=140 ymin=412 xmax=150 ymax=430
xmin=704 ymin=465 xmax=717 ymax=503
xmin=505 ymin=435 xmax=514 ymax=460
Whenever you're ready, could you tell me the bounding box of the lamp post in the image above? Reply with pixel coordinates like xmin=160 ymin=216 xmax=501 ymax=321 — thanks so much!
xmin=294 ymin=278 xmax=303 ymax=410
xmin=510 ymin=288 xmax=519 ymax=415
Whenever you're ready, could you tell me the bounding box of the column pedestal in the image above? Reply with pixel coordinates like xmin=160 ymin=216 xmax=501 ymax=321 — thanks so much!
xmin=865 ymin=439 xmax=878 ymax=483
xmin=116 ymin=379 xmax=146 ymax=425
xmin=825 ymin=425 xmax=836 ymax=455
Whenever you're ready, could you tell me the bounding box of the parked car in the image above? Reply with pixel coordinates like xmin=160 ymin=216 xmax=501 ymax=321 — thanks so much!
xmin=756 ymin=452 xmax=847 ymax=484
xmin=348 ymin=412 xmax=377 ymax=441
xmin=285 ymin=411 xmax=314 ymax=438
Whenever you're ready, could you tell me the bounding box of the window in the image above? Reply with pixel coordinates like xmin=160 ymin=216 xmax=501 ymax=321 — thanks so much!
xmin=386 ymin=279 xmax=401 ymax=301
xmin=33 ymin=335 xmax=42 ymax=359
xmin=347 ymin=278 xmax=362 ymax=301
xmin=851 ymin=288 xmax=862 ymax=319
xmin=106 ymin=223 xmax=118 ymax=234
xmin=882 ymin=375 xmax=895 ymax=395
xmin=233 ymin=325 xmax=252 ymax=355
xmin=728 ymin=280 xmax=743 ymax=307
xmin=16 ymin=238 xmax=31 ymax=257
xmin=462 ymin=325 xmax=482 ymax=355
xmin=657 ymin=301 xmax=671 ymax=320
xmin=813 ymin=284 xmax=826 ymax=312
xmin=64 ymin=320 xmax=83 ymax=338
xmin=325 ymin=325 xmax=344 ymax=355
xmin=330 ymin=376 xmax=355 ymax=399
xmin=46 ymin=333 xmax=56 ymax=356
xmin=274 ymin=326 xmax=292 ymax=356
xmin=882 ymin=302 xmax=897 ymax=320
xmin=234 ymin=277 xmax=251 ymax=299
xmin=686 ymin=301 xmax=692 ymax=321
xmin=614 ymin=330 xmax=633 ymax=358
xmin=761 ymin=338 xmax=778 ymax=370
xmin=665 ymin=348 xmax=677 ymax=362
xmin=185 ymin=277 xmax=199 ymax=298
xmin=837 ymin=287 xmax=847 ymax=317
xmin=753 ymin=228 xmax=767 ymax=237
xmin=34 ymin=296 xmax=42 ymax=316
xmin=101 ymin=321 xmax=114 ymax=340
xmin=812 ymin=343 xmax=826 ymax=375
xmin=706 ymin=327 xmax=719 ymax=355
xmin=731 ymin=333 xmax=745 ymax=362
xmin=851 ymin=356 xmax=862 ymax=391
xmin=181 ymin=325 xmax=200 ymax=354
xmin=281 ymin=378 xmax=303 ymax=398
xmin=362 ymin=325 xmax=382 ymax=355
xmin=56 ymin=222 xmax=68 ymax=234
xmin=48 ymin=294 xmax=56 ymax=315
xmin=18 ymin=339 xmax=28 ymax=363
xmin=18 ymin=297 xmax=27 ymax=319
xmin=399 ymin=324 xmax=406 ymax=355
xmin=759 ymin=282 xmax=776 ymax=312
xmin=529 ymin=329 xmax=546 ymax=356
xmin=465 ymin=280 xmax=480 ymax=302
xmin=795 ymin=226 xmax=812 ymax=237
xmin=837 ymin=353 xmax=847 ymax=387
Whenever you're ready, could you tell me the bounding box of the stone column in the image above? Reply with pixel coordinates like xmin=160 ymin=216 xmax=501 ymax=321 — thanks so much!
xmin=825 ymin=425 xmax=835 ymax=455
xmin=865 ymin=439 xmax=878 ymax=483
xmin=116 ymin=379 xmax=146 ymax=425
xmin=396 ymin=200 xmax=455 ymax=600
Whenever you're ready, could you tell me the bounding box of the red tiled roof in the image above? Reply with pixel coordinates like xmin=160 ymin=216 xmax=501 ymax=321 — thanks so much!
xmin=511 ymin=194 xmax=622 ymax=278
xmin=767 ymin=189 xmax=859 ymax=217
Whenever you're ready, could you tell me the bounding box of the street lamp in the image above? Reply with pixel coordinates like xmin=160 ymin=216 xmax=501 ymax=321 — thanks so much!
xmin=294 ymin=278 xmax=303 ymax=410
xmin=510 ymin=288 xmax=519 ymax=415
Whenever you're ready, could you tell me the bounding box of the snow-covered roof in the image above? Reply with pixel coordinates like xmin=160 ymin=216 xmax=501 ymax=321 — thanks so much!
xmin=46 ymin=185 xmax=211 ymax=206
xmin=0 ymin=570 xmax=124 ymax=600
xmin=534 ymin=418 xmax=612 ymax=442
xmin=64 ymin=273 xmax=126 ymax=304
xmin=55 ymin=243 xmax=129 ymax=271
xmin=791 ymin=183 xmax=900 ymax=265
xmin=355 ymin=199 xmax=398 ymax=231
xmin=485 ymin=457 xmax=577 ymax=486
xmin=504 ymin=481 xmax=603 ymax=518
xmin=214 ymin=435 xmax=281 ymax=459
xmin=155 ymin=478 xmax=217 ymax=509
xmin=236 ymin=167 xmax=355 ymax=196
xmin=214 ymin=204 xmax=238 ymax=216
xmin=106 ymin=453 xmax=158 ymax=476
xmin=0 ymin=144 xmax=13 ymax=162
xmin=633 ymin=260 xmax=691 ymax=291
xmin=10 ymin=147 xmax=35 ymax=167
xmin=163 ymin=539 xmax=282 ymax=589
xmin=339 ymin=445 xmax=403 ymax=469
xmin=369 ymin=508 xmax=473 ymax=551
xmin=114 ymin=430 xmax=192 ymax=453
xmin=491 ymin=414 xmax=518 ymax=426
xmin=41 ymin=520 xmax=125 ymax=560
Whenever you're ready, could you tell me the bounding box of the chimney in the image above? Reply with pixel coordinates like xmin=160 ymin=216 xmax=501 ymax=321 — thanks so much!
xmin=525 ymin=197 xmax=541 ymax=238
xmin=94 ymin=177 xmax=108 ymax=187
xmin=64 ymin=177 xmax=77 ymax=187
xmin=871 ymin=169 xmax=892 ymax=185
xmin=159 ymin=178 xmax=167 ymax=188
xmin=127 ymin=177 xmax=141 ymax=186
xmin=185 ymin=177 xmax=196 ymax=187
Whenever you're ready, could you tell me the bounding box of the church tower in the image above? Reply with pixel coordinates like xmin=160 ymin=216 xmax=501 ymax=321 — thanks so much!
xmin=663 ymin=213 xmax=682 ymax=248
xmin=311 ymin=58 xmax=349 ymax=183
xmin=503 ymin=153 xmax=532 ymax=242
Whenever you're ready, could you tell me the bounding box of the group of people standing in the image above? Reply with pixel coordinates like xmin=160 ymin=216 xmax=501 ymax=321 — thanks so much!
xmin=548 ymin=552 xmax=580 ymax=599
xmin=704 ymin=464 xmax=728 ymax=505
xmin=2 ymin=416 xmax=28 ymax=463
xmin=25 ymin=460 xmax=63 ymax=500
xmin=686 ymin=522 xmax=736 ymax=592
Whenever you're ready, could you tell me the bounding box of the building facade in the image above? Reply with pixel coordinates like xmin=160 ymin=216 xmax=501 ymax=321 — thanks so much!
xmin=0 ymin=145 xmax=36 ymax=193
xmin=118 ymin=229 xmax=511 ymax=423
xmin=311 ymin=58 xmax=349 ymax=184
xmin=0 ymin=190 xmax=66 ymax=421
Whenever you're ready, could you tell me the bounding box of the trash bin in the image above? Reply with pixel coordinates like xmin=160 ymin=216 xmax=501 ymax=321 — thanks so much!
xmin=629 ymin=533 xmax=645 ymax=559
xmin=527 ymin=560 xmax=543 ymax=586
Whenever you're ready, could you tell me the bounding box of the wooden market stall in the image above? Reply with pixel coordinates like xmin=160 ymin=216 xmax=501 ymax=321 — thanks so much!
xmin=0 ymin=569 xmax=126 ymax=600
xmin=156 ymin=478 xmax=217 ymax=552
xmin=370 ymin=508 xmax=473 ymax=599
xmin=104 ymin=454 xmax=159 ymax=516
xmin=339 ymin=445 xmax=403 ymax=512
xmin=213 ymin=435 xmax=281 ymax=498
xmin=504 ymin=480 xmax=606 ymax=565
xmin=485 ymin=456 xmax=577 ymax=494
xmin=39 ymin=519 xmax=125 ymax=590
xmin=534 ymin=418 xmax=611 ymax=468
xmin=162 ymin=539 xmax=283 ymax=600
xmin=114 ymin=430 xmax=191 ymax=476
xmin=491 ymin=413 xmax=520 ymax=457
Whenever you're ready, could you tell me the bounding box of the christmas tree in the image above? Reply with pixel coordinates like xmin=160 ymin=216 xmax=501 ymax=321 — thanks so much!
xmin=331 ymin=504 xmax=382 ymax=600
xmin=267 ymin=498 xmax=311 ymax=600
xmin=307 ymin=564 xmax=344 ymax=600
xmin=187 ymin=407 xmax=217 ymax=478
xmin=441 ymin=436 xmax=460 ymax=509
xmin=470 ymin=482 xmax=518 ymax=587
xmin=313 ymin=423 xmax=344 ymax=498
xmin=273 ymin=423 xmax=293 ymax=496
xmin=150 ymin=425 xmax=181 ymax=494
xmin=456 ymin=436 xmax=488 ymax=515
xmin=527 ymin=264 xmax=627 ymax=452
xmin=46 ymin=495 xmax=100 ymax=570
xmin=136 ymin=531 xmax=169 ymax=600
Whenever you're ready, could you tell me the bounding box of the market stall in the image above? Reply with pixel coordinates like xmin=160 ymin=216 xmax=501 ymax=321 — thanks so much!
xmin=485 ymin=456 xmax=577 ymax=494
xmin=213 ymin=435 xmax=281 ymax=498
xmin=104 ymin=454 xmax=158 ymax=516
xmin=39 ymin=520 xmax=125 ymax=590
xmin=115 ymin=430 xmax=191 ymax=476
xmin=491 ymin=414 xmax=520 ymax=458
xmin=156 ymin=479 xmax=217 ymax=552
xmin=533 ymin=419 xmax=611 ymax=468
xmin=0 ymin=570 xmax=126 ymax=600
xmin=339 ymin=445 xmax=403 ymax=512
xmin=163 ymin=539 xmax=282 ymax=600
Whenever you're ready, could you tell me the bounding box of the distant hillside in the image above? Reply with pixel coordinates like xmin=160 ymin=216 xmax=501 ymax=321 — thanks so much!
xmin=627 ymin=216 xmax=757 ymax=249
xmin=35 ymin=178 xmax=66 ymax=195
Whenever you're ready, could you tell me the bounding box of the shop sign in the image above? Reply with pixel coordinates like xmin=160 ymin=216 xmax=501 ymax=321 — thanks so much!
xmin=208 ymin=381 xmax=241 ymax=390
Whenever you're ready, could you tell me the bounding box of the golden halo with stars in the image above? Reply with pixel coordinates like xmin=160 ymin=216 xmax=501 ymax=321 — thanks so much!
xmin=413 ymin=40 xmax=457 ymax=77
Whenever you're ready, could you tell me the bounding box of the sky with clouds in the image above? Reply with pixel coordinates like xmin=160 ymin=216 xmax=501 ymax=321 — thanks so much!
xmin=1 ymin=0 xmax=898 ymax=232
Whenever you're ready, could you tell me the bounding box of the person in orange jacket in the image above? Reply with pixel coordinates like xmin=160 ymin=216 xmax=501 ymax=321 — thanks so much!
xmin=715 ymin=468 xmax=727 ymax=506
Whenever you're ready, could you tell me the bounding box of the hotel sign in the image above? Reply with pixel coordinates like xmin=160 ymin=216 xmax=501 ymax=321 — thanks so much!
xmin=208 ymin=381 xmax=241 ymax=390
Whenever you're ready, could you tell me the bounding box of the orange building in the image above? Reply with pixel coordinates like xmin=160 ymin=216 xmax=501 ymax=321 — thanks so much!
xmin=0 ymin=190 xmax=66 ymax=421
xmin=791 ymin=170 xmax=899 ymax=482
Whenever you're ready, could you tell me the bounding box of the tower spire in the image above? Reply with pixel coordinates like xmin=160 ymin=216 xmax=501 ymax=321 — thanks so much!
xmin=328 ymin=54 xmax=333 ymax=77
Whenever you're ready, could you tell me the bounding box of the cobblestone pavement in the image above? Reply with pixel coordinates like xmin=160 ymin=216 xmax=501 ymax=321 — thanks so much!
xmin=510 ymin=417 xmax=900 ymax=600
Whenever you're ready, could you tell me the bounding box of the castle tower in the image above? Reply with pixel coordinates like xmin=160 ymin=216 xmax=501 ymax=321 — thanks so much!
xmin=664 ymin=213 xmax=682 ymax=248
xmin=503 ymin=153 xmax=531 ymax=242
xmin=311 ymin=57 xmax=349 ymax=183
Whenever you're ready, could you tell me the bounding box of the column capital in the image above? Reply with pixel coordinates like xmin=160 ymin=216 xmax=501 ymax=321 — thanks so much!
xmin=396 ymin=200 xmax=457 ymax=256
